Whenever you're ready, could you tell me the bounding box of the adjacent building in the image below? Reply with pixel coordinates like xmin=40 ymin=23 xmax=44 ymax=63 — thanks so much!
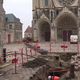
xmin=32 ymin=0 xmax=80 ymax=42
xmin=0 ymin=0 xmax=22 ymax=58
xmin=0 ymin=0 xmax=22 ymax=45
xmin=24 ymin=26 xmax=32 ymax=39
xmin=5 ymin=14 xmax=22 ymax=43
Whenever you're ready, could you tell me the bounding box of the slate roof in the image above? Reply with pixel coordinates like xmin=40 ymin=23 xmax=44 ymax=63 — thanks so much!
xmin=5 ymin=14 xmax=20 ymax=23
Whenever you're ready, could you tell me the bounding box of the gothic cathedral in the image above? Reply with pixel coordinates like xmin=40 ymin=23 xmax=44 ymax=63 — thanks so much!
xmin=32 ymin=0 xmax=80 ymax=42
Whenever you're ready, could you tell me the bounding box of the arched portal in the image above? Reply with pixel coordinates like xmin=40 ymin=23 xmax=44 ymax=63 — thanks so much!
xmin=56 ymin=13 xmax=77 ymax=41
xmin=39 ymin=21 xmax=51 ymax=42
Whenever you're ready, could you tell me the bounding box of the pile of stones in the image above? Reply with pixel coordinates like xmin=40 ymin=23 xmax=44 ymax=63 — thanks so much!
xmin=71 ymin=54 xmax=80 ymax=70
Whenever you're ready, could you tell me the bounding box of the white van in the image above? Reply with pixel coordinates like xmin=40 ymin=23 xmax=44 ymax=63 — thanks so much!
xmin=70 ymin=35 xmax=78 ymax=44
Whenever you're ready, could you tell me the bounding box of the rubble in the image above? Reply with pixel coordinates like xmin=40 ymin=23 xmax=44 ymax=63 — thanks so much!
xmin=71 ymin=54 xmax=80 ymax=70
xmin=23 ymin=58 xmax=49 ymax=68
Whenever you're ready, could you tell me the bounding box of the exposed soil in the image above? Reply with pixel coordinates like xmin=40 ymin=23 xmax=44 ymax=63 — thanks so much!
xmin=23 ymin=58 xmax=49 ymax=68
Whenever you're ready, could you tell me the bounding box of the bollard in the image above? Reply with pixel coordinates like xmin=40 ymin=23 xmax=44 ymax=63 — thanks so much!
xmin=3 ymin=48 xmax=6 ymax=63
xmin=21 ymin=48 xmax=23 ymax=66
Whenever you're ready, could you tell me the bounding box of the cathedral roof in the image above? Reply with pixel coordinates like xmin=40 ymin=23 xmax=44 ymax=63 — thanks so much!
xmin=5 ymin=14 xmax=20 ymax=23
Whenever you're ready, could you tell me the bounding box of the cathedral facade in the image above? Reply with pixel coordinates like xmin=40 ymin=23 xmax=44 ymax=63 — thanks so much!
xmin=32 ymin=0 xmax=80 ymax=42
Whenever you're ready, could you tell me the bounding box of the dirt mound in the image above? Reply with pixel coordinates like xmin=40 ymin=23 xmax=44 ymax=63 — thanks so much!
xmin=23 ymin=58 xmax=48 ymax=68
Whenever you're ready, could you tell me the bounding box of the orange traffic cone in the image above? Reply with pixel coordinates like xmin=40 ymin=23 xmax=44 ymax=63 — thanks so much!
xmin=52 ymin=76 xmax=60 ymax=80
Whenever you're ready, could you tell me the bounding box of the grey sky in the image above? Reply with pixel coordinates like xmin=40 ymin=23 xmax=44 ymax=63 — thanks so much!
xmin=3 ymin=0 xmax=32 ymax=34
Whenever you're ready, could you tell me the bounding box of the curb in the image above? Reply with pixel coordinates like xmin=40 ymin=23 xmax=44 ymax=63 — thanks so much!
xmin=0 ymin=63 xmax=11 ymax=69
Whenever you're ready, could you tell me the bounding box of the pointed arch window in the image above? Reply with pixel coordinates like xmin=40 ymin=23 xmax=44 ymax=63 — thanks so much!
xmin=45 ymin=0 xmax=48 ymax=6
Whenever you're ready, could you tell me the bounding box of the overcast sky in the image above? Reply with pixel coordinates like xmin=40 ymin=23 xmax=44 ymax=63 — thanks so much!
xmin=3 ymin=0 xmax=32 ymax=34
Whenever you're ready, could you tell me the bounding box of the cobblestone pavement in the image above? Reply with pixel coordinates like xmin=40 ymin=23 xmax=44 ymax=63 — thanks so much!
xmin=0 ymin=64 xmax=40 ymax=80
xmin=0 ymin=62 xmax=80 ymax=80
xmin=0 ymin=64 xmax=80 ymax=80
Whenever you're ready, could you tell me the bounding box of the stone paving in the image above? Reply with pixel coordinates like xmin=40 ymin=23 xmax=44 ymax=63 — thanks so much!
xmin=0 ymin=64 xmax=80 ymax=80
xmin=0 ymin=59 xmax=80 ymax=80
xmin=0 ymin=64 xmax=40 ymax=80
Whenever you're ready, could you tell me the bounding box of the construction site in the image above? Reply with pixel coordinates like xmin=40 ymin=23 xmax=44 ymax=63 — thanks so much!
xmin=0 ymin=40 xmax=80 ymax=80
xmin=0 ymin=0 xmax=80 ymax=80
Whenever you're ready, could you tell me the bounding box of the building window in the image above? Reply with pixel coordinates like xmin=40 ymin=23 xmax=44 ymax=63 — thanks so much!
xmin=74 ymin=8 xmax=78 ymax=15
xmin=56 ymin=10 xmax=59 ymax=15
xmin=9 ymin=24 xmax=13 ymax=29
xmin=45 ymin=0 xmax=48 ymax=6
xmin=8 ymin=34 xmax=11 ymax=43
xmin=44 ymin=9 xmax=49 ymax=18
xmin=16 ymin=32 xmax=21 ymax=40
xmin=6 ymin=18 xmax=8 ymax=22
